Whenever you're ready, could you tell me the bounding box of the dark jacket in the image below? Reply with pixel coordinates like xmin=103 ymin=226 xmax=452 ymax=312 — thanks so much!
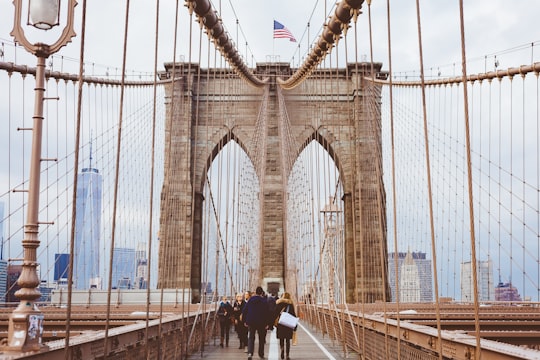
xmin=242 ymin=294 xmax=269 ymax=328
xmin=267 ymin=295 xmax=277 ymax=314
xmin=274 ymin=298 xmax=296 ymax=339
xmin=232 ymin=299 xmax=246 ymax=321
xmin=217 ymin=301 xmax=233 ymax=323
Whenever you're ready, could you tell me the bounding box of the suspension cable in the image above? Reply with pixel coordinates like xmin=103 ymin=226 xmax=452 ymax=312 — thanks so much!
xmin=64 ymin=0 xmax=87 ymax=357
xmin=413 ymin=0 xmax=443 ymax=358
xmin=185 ymin=0 xmax=266 ymax=88
xmin=279 ymin=0 xmax=366 ymax=89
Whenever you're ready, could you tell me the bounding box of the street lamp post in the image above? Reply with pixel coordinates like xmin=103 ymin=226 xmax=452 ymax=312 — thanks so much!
xmin=2 ymin=0 xmax=77 ymax=353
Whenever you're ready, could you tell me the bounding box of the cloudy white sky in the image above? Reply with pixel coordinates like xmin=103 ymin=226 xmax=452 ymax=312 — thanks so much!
xmin=0 ymin=1 xmax=539 ymax=295
xmin=1 ymin=0 xmax=538 ymax=76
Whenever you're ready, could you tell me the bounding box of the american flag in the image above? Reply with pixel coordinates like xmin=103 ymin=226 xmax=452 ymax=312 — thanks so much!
xmin=273 ymin=20 xmax=297 ymax=42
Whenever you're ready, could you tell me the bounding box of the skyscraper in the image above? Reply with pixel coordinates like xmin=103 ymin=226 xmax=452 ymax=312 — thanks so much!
xmin=111 ymin=247 xmax=136 ymax=289
xmin=135 ymin=242 xmax=148 ymax=289
xmin=0 ymin=260 xmax=6 ymax=302
xmin=400 ymin=251 xmax=421 ymax=302
xmin=0 ymin=201 xmax=6 ymax=301
xmin=6 ymin=265 xmax=22 ymax=303
xmin=74 ymin=148 xmax=102 ymax=290
xmin=54 ymin=253 xmax=70 ymax=282
xmin=495 ymin=281 xmax=522 ymax=301
xmin=0 ymin=201 xmax=4 ymax=258
xmin=461 ymin=259 xmax=494 ymax=302
xmin=388 ymin=251 xmax=433 ymax=302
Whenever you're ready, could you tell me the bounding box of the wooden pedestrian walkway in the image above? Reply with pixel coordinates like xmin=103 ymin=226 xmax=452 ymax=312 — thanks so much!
xmin=187 ymin=323 xmax=353 ymax=360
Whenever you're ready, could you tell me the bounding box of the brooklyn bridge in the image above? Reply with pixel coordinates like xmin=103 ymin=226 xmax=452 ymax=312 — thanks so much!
xmin=0 ymin=0 xmax=539 ymax=359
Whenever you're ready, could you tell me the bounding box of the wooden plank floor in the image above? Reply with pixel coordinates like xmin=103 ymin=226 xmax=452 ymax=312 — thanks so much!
xmin=188 ymin=323 xmax=354 ymax=360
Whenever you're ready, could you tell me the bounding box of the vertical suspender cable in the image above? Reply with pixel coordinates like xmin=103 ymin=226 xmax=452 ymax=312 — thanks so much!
xmin=342 ymin=14 xmax=361 ymax=352
xmin=186 ymin=23 xmax=204 ymax=351
xmin=331 ymin=36 xmax=348 ymax=356
xmin=224 ymin=107 xmax=230 ymax=296
xmin=316 ymin=63 xmax=325 ymax=324
xmin=521 ymin=72 xmax=525 ymax=296
xmin=7 ymin=69 xmax=12 ymax=273
xmin=327 ymin=40 xmax=337 ymax=347
xmin=509 ymin=74 xmax=514 ymax=297
xmin=216 ymin=3 xmax=223 ymax=308
xmin=178 ymin=5 xmax=195 ymax=357
xmin=216 ymin=78 xmax=224 ymax=300
xmin=212 ymin=50 xmax=221 ymax=302
xmin=384 ymin=0 xmax=402 ymax=357
xmin=22 ymin=70 xmax=26 ymax=226
xmin=200 ymin=35 xmax=212 ymax=355
xmin=206 ymin=45 xmax=217 ymax=334
xmin=104 ymin=0 xmax=131 ymax=353
xmin=232 ymin=139 xmax=238 ymax=292
xmin=64 ymin=1 xmax=87 ymax=357
xmin=344 ymin=20 xmax=360 ymax=349
xmin=458 ymin=1 xmax=481 ymax=357
xmin=414 ymin=0 xmax=443 ymax=358
xmin=488 ymin=77 xmax=494 ymax=293
xmin=307 ymin=82 xmax=318 ymax=323
xmin=352 ymin=11 xmax=366 ymax=355
xmin=536 ymin=70 xmax=539 ymax=302
xmin=159 ymin=2 xmax=181 ymax=355
xmin=44 ymin=69 xmax=50 ymax=282
xmin=143 ymin=0 xmax=161 ymax=357
xmin=365 ymin=3 xmax=390 ymax=358
xmin=497 ymin=75 xmax=502 ymax=296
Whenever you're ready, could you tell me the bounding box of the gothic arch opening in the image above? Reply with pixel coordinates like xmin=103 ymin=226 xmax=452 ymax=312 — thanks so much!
xmin=198 ymin=131 xmax=254 ymax=194
xmin=199 ymin=140 xmax=260 ymax=300
xmin=286 ymin=139 xmax=345 ymax=304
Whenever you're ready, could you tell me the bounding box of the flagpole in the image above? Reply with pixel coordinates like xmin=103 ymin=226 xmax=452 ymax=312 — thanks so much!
xmin=272 ymin=19 xmax=275 ymax=62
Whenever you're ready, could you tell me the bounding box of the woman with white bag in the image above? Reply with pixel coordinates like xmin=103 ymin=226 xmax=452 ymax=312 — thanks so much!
xmin=273 ymin=292 xmax=297 ymax=360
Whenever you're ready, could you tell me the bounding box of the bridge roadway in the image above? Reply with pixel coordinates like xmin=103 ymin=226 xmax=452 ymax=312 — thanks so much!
xmin=1 ymin=301 xmax=540 ymax=359
xmin=189 ymin=322 xmax=349 ymax=360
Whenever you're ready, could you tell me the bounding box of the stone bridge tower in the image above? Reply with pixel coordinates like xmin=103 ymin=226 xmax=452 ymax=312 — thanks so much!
xmin=157 ymin=62 xmax=390 ymax=304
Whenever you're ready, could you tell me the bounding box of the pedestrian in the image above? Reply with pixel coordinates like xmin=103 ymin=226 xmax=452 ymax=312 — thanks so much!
xmin=242 ymin=290 xmax=252 ymax=352
xmin=232 ymin=292 xmax=248 ymax=350
xmin=267 ymin=292 xmax=277 ymax=329
xmin=242 ymin=286 xmax=270 ymax=360
xmin=217 ymin=296 xmax=233 ymax=347
xmin=273 ymin=292 xmax=297 ymax=360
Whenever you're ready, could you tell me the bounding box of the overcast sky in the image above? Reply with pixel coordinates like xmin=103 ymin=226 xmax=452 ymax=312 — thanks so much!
xmin=0 ymin=1 xmax=539 ymax=295
xmin=1 ymin=0 xmax=538 ymax=76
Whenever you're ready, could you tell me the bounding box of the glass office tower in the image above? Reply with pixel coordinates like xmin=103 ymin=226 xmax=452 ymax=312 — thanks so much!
xmin=74 ymin=166 xmax=102 ymax=289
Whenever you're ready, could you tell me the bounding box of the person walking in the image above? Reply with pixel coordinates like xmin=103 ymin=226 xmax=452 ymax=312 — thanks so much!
xmin=267 ymin=292 xmax=277 ymax=329
xmin=274 ymin=292 xmax=297 ymax=360
xmin=242 ymin=286 xmax=270 ymax=360
xmin=217 ymin=296 xmax=233 ymax=347
xmin=232 ymin=292 xmax=248 ymax=350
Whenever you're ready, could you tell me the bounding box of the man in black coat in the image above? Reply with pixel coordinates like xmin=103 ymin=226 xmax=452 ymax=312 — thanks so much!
xmin=242 ymin=286 xmax=270 ymax=360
